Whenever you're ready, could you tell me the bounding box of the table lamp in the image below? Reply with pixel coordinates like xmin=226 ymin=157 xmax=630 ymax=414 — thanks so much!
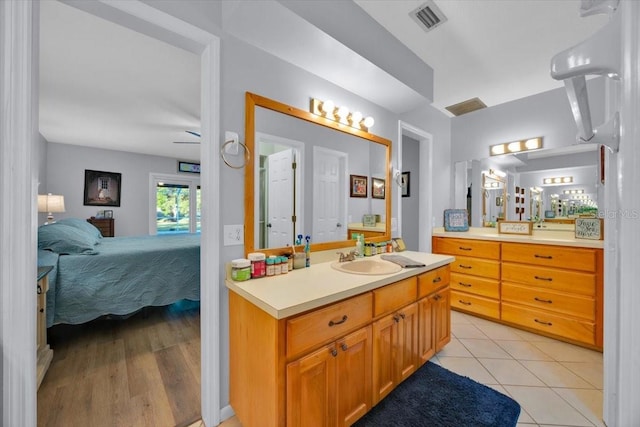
xmin=38 ymin=193 xmax=65 ymax=224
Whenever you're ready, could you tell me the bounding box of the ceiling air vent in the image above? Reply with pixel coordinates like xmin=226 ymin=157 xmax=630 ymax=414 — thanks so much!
xmin=411 ymin=1 xmax=448 ymax=33
xmin=445 ymin=98 xmax=487 ymax=116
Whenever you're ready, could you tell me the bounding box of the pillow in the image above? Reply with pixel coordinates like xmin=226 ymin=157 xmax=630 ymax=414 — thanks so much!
xmin=57 ymin=217 xmax=104 ymax=239
xmin=38 ymin=223 xmax=100 ymax=255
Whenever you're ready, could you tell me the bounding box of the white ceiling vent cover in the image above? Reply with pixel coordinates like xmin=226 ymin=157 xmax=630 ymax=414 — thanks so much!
xmin=410 ymin=1 xmax=448 ymax=33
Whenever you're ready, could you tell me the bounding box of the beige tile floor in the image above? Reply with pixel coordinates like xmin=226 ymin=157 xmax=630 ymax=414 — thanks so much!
xmin=211 ymin=310 xmax=604 ymax=427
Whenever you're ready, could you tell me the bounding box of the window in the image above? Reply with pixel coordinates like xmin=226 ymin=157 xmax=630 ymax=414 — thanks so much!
xmin=150 ymin=173 xmax=200 ymax=234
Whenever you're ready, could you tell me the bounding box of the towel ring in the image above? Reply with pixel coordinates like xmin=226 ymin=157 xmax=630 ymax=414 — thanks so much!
xmin=220 ymin=139 xmax=250 ymax=169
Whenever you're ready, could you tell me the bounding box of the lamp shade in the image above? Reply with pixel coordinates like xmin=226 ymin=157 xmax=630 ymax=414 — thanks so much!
xmin=38 ymin=194 xmax=65 ymax=213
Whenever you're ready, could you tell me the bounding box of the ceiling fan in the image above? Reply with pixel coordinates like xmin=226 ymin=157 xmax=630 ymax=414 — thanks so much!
xmin=173 ymin=130 xmax=201 ymax=144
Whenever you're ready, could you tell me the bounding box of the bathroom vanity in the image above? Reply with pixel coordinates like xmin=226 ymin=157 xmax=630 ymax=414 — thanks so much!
xmin=226 ymin=251 xmax=454 ymax=427
xmin=432 ymin=227 xmax=603 ymax=350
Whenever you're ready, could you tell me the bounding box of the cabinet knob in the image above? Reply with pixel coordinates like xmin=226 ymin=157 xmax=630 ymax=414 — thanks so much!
xmin=393 ymin=315 xmax=400 ymax=323
xmin=341 ymin=343 xmax=348 ymax=351
xmin=330 ymin=348 xmax=338 ymax=357
xmin=37 ymin=285 xmax=42 ymax=294
xmin=39 ymin=308 xmax=44 ymax=313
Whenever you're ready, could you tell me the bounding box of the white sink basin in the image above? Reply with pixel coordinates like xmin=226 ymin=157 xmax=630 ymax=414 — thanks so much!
xmin=331 ymin=259 xmax=402 ymax=275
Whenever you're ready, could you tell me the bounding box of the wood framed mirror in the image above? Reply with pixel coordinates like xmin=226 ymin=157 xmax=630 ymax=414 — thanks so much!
xmin=244 ymin=92 xmax=392 ymax=256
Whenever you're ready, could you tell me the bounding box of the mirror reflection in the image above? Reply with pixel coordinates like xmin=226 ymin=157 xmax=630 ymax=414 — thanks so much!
xmin=245 ymin=93 xmax=391 ymax=254
xmin=456 ymin=144 xmax=600 ymax=228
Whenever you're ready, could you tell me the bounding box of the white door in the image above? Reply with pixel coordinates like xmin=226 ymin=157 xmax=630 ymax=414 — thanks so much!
xmin=267 ymin=148 xmax=294 ymax=247
xmin=313 ymin=147 xmax=347 ymax=243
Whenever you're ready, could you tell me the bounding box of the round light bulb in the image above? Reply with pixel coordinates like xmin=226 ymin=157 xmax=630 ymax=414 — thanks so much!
xmin=336 ymin=105 xmax=349 ymax=119
xmin=507 ymin=141 xmax=521 ymax=152
xmin=491 ymin=145 xmax=505 ymax=155
xmin=362 ymin=116 xmax=375 ymax=129
xmin=349 ymin=111 xmax=363 ymax=126
xmin=320 ymin=100 xmax=334 ymax=116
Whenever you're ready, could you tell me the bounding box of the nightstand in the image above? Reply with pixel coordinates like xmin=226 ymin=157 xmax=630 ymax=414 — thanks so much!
xmin=37 ymin=266 xmax=54 ymax=389
xmin=87 ymin=217 xmax=115 ymax=237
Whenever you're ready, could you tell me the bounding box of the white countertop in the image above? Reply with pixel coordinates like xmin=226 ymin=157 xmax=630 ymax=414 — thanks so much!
xmin=432 ymin=227 xmax=604 ymax=249
xmin=225 ymin=251 xmax=455 ymax=320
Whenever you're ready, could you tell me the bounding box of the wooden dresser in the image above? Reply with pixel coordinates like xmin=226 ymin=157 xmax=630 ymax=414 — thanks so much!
xmin=433 ymin=229 xmax=603 ymax=350
xmin=87 ymin=217 xmax=114 ymax=237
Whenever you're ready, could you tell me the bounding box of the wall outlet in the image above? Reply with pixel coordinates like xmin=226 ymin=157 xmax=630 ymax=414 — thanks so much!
xmin=224 ymin=224 xmax=244 ymax=246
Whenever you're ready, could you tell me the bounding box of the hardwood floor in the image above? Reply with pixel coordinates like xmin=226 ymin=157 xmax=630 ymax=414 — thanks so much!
xmin=37 ymin=301 xmax=201 ymax=427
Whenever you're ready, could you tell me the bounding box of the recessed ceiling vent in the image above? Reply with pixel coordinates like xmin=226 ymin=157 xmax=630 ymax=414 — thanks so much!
xmin=445 ymin=98 xmax=487 ymax=116
xmin=411 ymin=1 xmax=448 ymax=33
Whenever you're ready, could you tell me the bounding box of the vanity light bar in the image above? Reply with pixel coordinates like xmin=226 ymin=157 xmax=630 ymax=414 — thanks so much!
xmin=563 ymin=189 xmax=584 ymax=194
xmin=489 ymin=137 xmax=543 ymax=156
xmin=310 ymin=98 xmax=375 ymax=131
xmin=543 ymin=176 xmax=573 ymax=185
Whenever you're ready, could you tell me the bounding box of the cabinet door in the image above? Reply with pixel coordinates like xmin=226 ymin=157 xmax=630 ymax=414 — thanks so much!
xmin=287 ymin=344 xmax=337 ymax=427
xmin=372 ymin=313 xmax=399 ymax=404
xmin=433 ymin=288 xmax=451 ymax=352
xmin=417 ymin=296 xmax=435 ymax=365
xmin=336 ymin=326 xmax=372 ymax=427
xmin=397 ymin=302 xmax=418 ymax=383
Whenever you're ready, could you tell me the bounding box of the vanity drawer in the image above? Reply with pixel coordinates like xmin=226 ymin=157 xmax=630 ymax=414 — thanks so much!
xmin=373 ymin=277 xmax=417 ymax=317
xmin=418 ymin=265 xmax=450 ymax=298
xmin=502 ymin=243 xmax=596 ymax=272
xmin=450 ymin=256 xmax=500 ymax=280
xmin=502 ymin=282 xmax=595 ymax=321
xmin=502 ymin=302 xmax=595 ymax=345
xmin=433 ymin=237 xmax=500 ymax=260
xmin=502 ymin=263 xmax=596 ymax=296
xmin=286 ymin=293 xmax=373 ymax=358
xmin=451 ymin=291 xmax=500 ymax=319
xmin=450 ymin=273 xmax=499 ymax=299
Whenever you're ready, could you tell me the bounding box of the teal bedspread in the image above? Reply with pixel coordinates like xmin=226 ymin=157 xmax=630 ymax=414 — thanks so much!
xmin=39 ymin=234 xmax=200 ymax=326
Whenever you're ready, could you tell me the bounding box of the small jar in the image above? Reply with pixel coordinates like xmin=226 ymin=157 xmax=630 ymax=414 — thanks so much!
xmin=287 ymin=255 xmax=294 ymax=271
xmin=248 ymin=252 xmax=266 ymax=279
xmin=386 ymin=241 xmax=393 ymax=253
xmin=364 ymin=243 xmax=372 ymax=257
xmin=231 ymin=258 xmax=251 ymax=282
xmin=269 ymin=255 xmax=281 ymax=275
xmin=280 ymin=256 xmax=289 ymax=274
xmin=266 ymin=257 xmax=275 ymax=276
xmin=371 ymin=243 xmax=378 ymax=256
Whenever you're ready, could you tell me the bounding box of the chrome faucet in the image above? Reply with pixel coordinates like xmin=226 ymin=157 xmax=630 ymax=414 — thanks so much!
xmin=337 ymin=250 xmax=357 ymax=262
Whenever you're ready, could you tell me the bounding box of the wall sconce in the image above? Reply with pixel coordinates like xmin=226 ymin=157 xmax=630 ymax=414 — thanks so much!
xmin=563 ymin=189 xmax=584 ymax=194
xmin=488 ymin=168 xmax=506 ymax=178
xmin=543 ymin=176 xmax=573 ymax=185
xmin=489 ymin=137 xmax=543 ymax=156
xmin=310 ymin=98 xmax=375 ymax=131
xmin=38 ymin=193 xmax=65 ymax=224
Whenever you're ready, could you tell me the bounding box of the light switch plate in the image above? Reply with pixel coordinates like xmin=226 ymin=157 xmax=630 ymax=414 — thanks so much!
xmin=224 ymin=224 xmax=244 ymax=246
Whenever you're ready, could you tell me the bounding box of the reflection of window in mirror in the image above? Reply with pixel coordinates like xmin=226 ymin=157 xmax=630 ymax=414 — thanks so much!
xmin=481 ymin=172 xmax=505 ymax=227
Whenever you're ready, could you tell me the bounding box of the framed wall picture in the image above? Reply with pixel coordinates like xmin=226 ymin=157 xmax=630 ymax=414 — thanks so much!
xmin=104 ymin=210 xmax=113 ymax=219
xmin=350 ymin=174 xmax=368 ymax=198
xmin=178 ymin=160 xmax=201 ymax=174
xmin=84 ymin=169 xmax=121 ymax=207
xmin=401 ymin=172 xmax=410 ymax=197
xmin=371 ymin=177 xmax=385 ymax=199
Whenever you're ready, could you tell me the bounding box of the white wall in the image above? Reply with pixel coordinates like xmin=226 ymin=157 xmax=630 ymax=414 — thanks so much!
xmin=401 ymin=135 xmax=420 ymax=251
xmin=44 ymin=141 xmax=184 ymax=235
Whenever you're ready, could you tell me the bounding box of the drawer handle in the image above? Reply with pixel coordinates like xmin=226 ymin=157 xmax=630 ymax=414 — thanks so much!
xmin=458 ymin=246 xmax=472 ymax=251
xmin=458 ymin=282 xmax=472 ymax=288
xmin=328 ymin=315 xmax=348 ymax=327
xmin=341 ymin=343 xmax=348 ymax=351
xmin=534 ymin=254 xmax=553 ymax=259
xmin=433 ymin=294 xmax=442 ymax=301
xmin=459 ymin=264 xmax=472 ymax=269
xmin=534 ymin=275 xmax=553 ymax=282
xmin=534 ymin=297 xmax=553 ymax=304
xmin=330 ymin=348 xmax=338 ymax=357
xmin=432 ymin=277 xmax=442 ymax=283
xmin=37 ymin=285 xmax=42 ymax=295
xmin=534 ymin=319 xmax=553 ymax=326
xmin=458 ymin=300 xmax=472 ymax=306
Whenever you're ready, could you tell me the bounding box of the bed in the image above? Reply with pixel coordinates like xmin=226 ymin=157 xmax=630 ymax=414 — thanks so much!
xmin=37 ymin=218 xmax=200 ymax=327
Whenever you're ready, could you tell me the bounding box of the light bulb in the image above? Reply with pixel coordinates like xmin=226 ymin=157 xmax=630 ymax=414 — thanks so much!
xmin=362 ymin=116 xmax=375 ymax=129
xmin=507 ymin=141 xmax=521 ymax=152
xmin=491 ymin=144 xmax=505 ymax=155
xmin=349 ymin=111 xmax=363 ymax=126
xmin=336 ymin=105 xmax=349 ymax=119
xmin=320 ymin=100 xmax=334 ymax=116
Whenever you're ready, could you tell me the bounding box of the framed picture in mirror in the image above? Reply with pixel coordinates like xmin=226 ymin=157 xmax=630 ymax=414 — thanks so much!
xmin=350 ymin=175 xmax=368 ymax=198
xmin=372 ymin=177 xmax=385 ymax=199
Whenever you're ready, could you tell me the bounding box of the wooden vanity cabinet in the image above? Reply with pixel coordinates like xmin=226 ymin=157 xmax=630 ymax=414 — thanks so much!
xmin=433 ymin=237 xmax=500 ymax=319
xmin=229 ymin=266 xmax=452 ymax=427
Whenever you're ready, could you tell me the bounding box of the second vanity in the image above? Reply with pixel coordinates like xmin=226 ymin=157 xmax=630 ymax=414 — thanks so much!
xmin=226 ymin=251 xmax=454 ymax=427
xmin=432 ymin=226 xmax=604 ymax=351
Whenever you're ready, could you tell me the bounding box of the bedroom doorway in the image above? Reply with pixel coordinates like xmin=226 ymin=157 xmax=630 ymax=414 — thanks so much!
xmin=30 ymin=2 xmax=221 ymax=427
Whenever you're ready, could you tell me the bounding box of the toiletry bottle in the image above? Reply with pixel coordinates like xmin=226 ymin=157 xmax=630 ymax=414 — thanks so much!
xmin=305 ymin=235 xmax=311 ymax=267
xmin=356 ymin=234 xmax=364 ymax=257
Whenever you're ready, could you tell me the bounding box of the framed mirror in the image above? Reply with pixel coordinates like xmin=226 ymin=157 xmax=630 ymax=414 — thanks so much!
xmin=244 ymin=92 xmax=392 ymax=256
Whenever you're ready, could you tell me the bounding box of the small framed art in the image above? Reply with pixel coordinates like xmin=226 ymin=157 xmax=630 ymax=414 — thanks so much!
xmin=575 ymin=218 xmax=603 ymax=240
xmin=371 ymin=177 xmax=385 ymax=199
xmin=350 ymin=174 xmax=368 ymax=198
xmin=444 ymin=209 xmax=469 ymax=232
